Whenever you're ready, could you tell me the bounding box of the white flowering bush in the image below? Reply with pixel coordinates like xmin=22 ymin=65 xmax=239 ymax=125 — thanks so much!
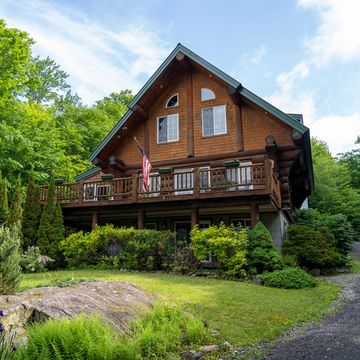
xmin=21 ymin=246 xmax=54 ymax=272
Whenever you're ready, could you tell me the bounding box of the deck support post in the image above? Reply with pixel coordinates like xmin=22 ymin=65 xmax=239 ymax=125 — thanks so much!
xmin=191 ymin=207 xmax=199 ymax=229
xmin=91 ymin=212 xmax=98 ymax=230
xmin=138 ymin=209 xmax=145 ymax=230
xmin=250 ymin=203 xmax=259 ymax=228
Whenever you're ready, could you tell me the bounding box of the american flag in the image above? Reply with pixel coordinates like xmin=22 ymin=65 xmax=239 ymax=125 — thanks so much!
xmin=134 ymin=137 xmax=152 ymax=191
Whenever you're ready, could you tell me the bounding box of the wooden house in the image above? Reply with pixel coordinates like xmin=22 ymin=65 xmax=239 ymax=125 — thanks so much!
xmin=47 ymin=44 xmax=313 ymax=247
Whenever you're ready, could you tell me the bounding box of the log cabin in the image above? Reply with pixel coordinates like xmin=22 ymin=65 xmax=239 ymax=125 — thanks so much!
xmin=44 ymin=44 xmax=314 ymax=248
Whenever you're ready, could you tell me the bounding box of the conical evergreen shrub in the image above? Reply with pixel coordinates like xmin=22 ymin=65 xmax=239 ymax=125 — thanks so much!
xmin=8 ymin=176 xmax=23 ymax=225
xmin=0 ymin=222 xmax=21 ymax=294
xmin=37 ymin=178 xmax=64 ymax=266
xmin=0 ymin=172 xmax=8 ymax=225
xmin=22 ymin=172 xmax=42 ymax=250
xmin=247 ymin=221 xmax=284 ymax=275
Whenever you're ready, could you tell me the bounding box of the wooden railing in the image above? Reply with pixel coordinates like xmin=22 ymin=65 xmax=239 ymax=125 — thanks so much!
xmin=40 ymin=161 xmax=282 ymax=208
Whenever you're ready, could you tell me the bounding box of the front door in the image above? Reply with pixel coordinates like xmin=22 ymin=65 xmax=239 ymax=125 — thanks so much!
xmin=175 ymin=222 xmax=192 ymax=244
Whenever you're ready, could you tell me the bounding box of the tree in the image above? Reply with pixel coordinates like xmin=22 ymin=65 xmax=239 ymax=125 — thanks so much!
xmin=22 ymin=171 xmax=42 ymax=249
xmin=8 ymin=176 xmax=23 ymax=225
xmin=0 ymin=172 xmax=8 ymax=225
xmin=0 ymin=223 xmax=21 ymax=294
xmin=0 ymin=19 xmax=33 ymax=107
xmin=339 ymin=136 xmax=360 ymax=189
xmin=37 ymin=178 xmax=64 ymax=266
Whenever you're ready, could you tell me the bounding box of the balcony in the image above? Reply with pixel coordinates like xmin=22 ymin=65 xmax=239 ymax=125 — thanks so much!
xmin=40 ymin=160 xmax=281 ymax=209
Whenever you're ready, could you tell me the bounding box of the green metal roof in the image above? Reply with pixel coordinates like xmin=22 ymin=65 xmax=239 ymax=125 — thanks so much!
xmin=89 ymin=43 xmax=310 ymax=171
xmin=74 ymin=167 xmax=101 ymax=182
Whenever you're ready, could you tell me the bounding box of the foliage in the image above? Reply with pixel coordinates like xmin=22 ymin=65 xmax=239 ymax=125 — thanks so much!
xmin=246 ymin=222 xmax=284 ymax=275
xmin=37 ymin=179 xmax=64 ymax=267
xmin=262 ymin=268 xmax=317 ymax=289
xmin=191 ymin=223 xmax=247 ymax=277
xmin=16 ymin=304 xmax=211 ymax=360
xmin=338 ymin=136 xmax=360 ymax=189
xmin=293 ymin=208 xmax=355 ymax=256
xmin=310 ymin=138 xmax=360 ymax=236
xmin=22 ymin=172 xmax=41 ymax=250
xmin=8 ymin=177 xmax=23 ymax=226
xmin=60 ymin=225 xmax=175 ymax=270
xmin=20 ymin=269 xmax=340 ymax=347
xmin=0 ymin=173 xmax=8 ymax=226
xmin=282 ymin=225 xmax=345 ymax=269
xmin=15 ymin=314 xmax=133 ymax=360
xmin=0 ymin=223 xmax=21 ymax=294
xmin=0 ymin=310 xmax=17 ymax=359
xmin=20 ymin=246 xmax=54 ymax=273
xmin=170 ymin=244 xmax=199 ymax=274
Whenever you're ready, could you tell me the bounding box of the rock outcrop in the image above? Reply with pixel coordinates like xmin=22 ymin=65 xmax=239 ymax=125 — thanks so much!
xmin=0 ymin=281 xmax=154 ymax=339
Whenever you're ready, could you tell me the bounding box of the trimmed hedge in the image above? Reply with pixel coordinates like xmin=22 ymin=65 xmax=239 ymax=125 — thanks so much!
xmin=262 ymin=267 xmax=317 ymax=289
xmin=60 ymin=225 xmax=175 ymax=270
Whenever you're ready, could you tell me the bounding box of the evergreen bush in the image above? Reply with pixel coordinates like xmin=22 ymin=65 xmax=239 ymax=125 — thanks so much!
xmin=246 ymin=222 xmax=284 ymax=275
xmin=0 ymin=223 xmax=21 ymax=294
xmin=0 ymin=172 xmax=8 ymax=226
xmin=8 ymin=177 xmax=22 ymax=226
xmin=37 ymin=178 xmax=64 ymax=267
xmin=191 ymin=223 xmax=247 ymax=277
xmin=22 ymin=172 xmax=42 ymax=250
xmin=262 ymin=267 xmax=317 ymax=289
xmin=282 ymin=225 xmax=345 ymax=269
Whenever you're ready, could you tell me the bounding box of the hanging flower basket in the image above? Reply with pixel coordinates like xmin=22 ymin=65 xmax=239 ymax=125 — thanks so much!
xmin=158 ymin=167 xmax=172 ymax=174
xmin=223 ymin=160 xmax=240 ymax=168
xmin=54 ymin=179 xmax=64 ymax=185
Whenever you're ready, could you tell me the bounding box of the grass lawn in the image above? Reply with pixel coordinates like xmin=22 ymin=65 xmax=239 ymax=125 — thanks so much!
xmin=350 ymin=256 xmax=360 ymax=273
xmin=20 ymin=270 xmax=339 ymax=347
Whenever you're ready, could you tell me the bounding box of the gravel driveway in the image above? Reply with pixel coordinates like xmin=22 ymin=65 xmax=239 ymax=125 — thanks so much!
xmin=264 ymin=242 xmax=360 ymax=360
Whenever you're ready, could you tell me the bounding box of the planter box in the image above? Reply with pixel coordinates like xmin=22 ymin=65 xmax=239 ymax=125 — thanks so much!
xmin=223 ymin=160 xmax=240 ymax=168
xmin=158 ymin=167 xmax=172 ymax=174
xmin=101 ymin=174 xmax=114 ymax=181
xmin=54 ymin=179 xmax=64 ymax=185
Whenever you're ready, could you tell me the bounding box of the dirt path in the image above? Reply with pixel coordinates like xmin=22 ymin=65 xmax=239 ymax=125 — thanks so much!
xmin=264 ymin=242 xmax=360 ymax=360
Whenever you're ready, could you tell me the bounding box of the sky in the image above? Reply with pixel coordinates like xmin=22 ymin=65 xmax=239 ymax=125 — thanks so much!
xmin=1 ymin=0 xmax=359 ymax=155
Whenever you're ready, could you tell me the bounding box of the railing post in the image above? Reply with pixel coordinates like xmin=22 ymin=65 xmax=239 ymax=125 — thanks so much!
xmin=78 ymin=181 xmax=84 ymax=205
xmin=193 ymin=168 xmax=200 ymax=198
xmin=264 ymin=159 xmax=273 ymax=194
xmin=132 ymin=174 xmax=138 ymax=203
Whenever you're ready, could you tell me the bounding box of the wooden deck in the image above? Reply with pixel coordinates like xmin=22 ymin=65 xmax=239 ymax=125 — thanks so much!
xmin=41 ymin=160 xmax=282 ymax=209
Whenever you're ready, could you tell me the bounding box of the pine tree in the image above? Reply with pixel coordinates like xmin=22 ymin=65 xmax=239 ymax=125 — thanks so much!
xmin=8 ymin=176 xmax=23 ymax=225
xmin=0 ymin=172 xmax=8 ymax=225
xmin=37 ymin=178 xmax=64 ymax=266
xmin=0 ymin=223 xmax=21 ymax=294
xmin=22 ymin=172 xmax=42 ymax=250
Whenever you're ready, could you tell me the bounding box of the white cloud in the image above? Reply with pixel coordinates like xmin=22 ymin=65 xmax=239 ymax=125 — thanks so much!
xmin=299 ymin=0 xmax=360 ymax=66
xmin=267 ymin=0 xmax=360 ymax=154
xmin=250 ymin=45 xmax=266 ymax=66
xmin=0 ymin=0 xmax=170 ymax=104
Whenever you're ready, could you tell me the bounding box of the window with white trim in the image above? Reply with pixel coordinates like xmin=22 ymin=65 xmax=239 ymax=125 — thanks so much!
xmin=201 ymin=88 xmax=215 ymax=101
xmin=202 ymin=105 xmax=226 ymax=136
xmin=166 ymin=94 xmax=178 ymax=108
xmin=157 ymin=114 xmax=179 ymax=143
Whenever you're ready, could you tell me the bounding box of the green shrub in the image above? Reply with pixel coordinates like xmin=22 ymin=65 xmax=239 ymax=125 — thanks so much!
xmin=282 ymin=225 xmax=345 ymax=269
xmin=20 ymin=246 xmax=54 ymax=273
xmin=293 ymin=209 xmax=355 ymax=256
xmin=0 ymin=223 xmax=21 ymax=294
xmin=246 ymin=222 xmax=284 ymax=275
xmin=16 ymin=304 xmax=211 ymax=360
xmin=16 ymin=314 xmax=136 ymax=360
xmin=262 ymin=267 xmax=317 ymax=289
xmin=8 ymin=177 xmax=23 ymax=226
xmin=191 ymin=223 xmax=247 ymax=277
xmin=0 ymin=172 xmax=9 ymax=226
xmin=61 ymin=225 xmax=175 ymax=271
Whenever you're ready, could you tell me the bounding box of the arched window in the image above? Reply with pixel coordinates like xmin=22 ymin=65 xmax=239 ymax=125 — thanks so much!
xmin=166 ymin=94 xmax=178 ymax=108
xmin=201 ymin=88 xmax=215 ymax=101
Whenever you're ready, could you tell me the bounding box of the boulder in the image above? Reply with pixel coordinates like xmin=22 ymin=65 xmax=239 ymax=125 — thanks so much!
xmin=0 ymin=281 xmax=154 ymax=339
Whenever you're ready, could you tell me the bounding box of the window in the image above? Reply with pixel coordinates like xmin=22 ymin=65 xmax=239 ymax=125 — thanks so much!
xmin=83 ymin=183 xmax=113 ymax=202
xmin=201 ymin=88 xmax=215 ymax=101
xmin=199 ymin=167 xmax=211 ymax=192
xmin=157 ymin=114 xmax=179 ymax=143
xmin=174 ymin=168 xmax=193 ymax=195
xmin=202 ymin=105 xmax=226 ymax=136
xmin=140 ymin=173 xmax=160 ymax=197
xmin=166 ymin=94 xmax=178 ymax=108
xmin=225 ymin=162 xmax=253 ymax=191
